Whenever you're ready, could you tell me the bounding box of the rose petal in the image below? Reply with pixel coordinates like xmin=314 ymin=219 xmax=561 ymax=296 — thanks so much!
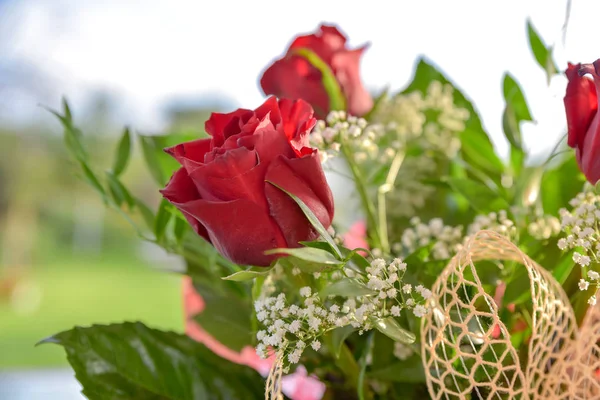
xmin=260 ymin=57 xmax=330 ymax=119
xmin=172 ymin=197 xmax=287 ymax=266
xmin=264 ymin=153 xmax=334 ymax=247
xmin=564 ymin=62 xmax=598 ymax=149
xmin=185 ymin=147 xmax=269 ymax=208
xmin=160 ymin=168 xmax=209 ymax=240
xmin=237 ymin=126 xmax=295 ymax=163
xmin=277 ymin=99 xmax=316 ymax=154
xmin=205 ymin=108 xmax=253 ymax=148
xmin=578 ymin=117 xmax=600 ymax=184
xmin=165 ymin=138 xmax=212 ymax=165
xmin=289 ymin=24 xmax=347 ymax=64
xmin=254 ymin=96 xmax=282 ymax=127
xmin=331 ymin=47 xmax=373 ymax=117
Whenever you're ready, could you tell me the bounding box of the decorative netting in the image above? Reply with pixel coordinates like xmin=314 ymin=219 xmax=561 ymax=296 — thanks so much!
xmin=421 ymin=230 xmax=600 ymax=399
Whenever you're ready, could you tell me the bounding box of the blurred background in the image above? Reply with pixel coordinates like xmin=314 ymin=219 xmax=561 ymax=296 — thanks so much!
xmin=0 ymin=0 xmax=597 ymax=398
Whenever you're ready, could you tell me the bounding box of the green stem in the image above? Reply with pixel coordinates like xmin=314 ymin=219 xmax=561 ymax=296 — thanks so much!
xmin=542 ymin=132 xmax=567 ymax=167
xmin=376 ymin=149 xmax=406 ymax=255
xmin=323 ymin=334 xmax=373 ymax=399
xmin=340 ymin=143 xmax=382 ymax=250
xmin=357 ymin=332 xmax=375 ymax=400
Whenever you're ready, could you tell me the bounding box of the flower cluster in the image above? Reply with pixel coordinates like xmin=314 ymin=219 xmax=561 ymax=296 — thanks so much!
xmin=396 ymin=212 xmax=518 ymax=261
xmin=371 ymin=81 xmax=469 ymax=158
xmin=558 ymin=190 xmax=600 ymax=304
xmin=396 ymin=217 xmax=463 ymax=260
xmin=254 ymin=258 xmax=430 ymax=368
xmin=386 ymin=157 xmax=437 ymax=218
xmin=311 ymin=111 xmax=386 ymax=164
xmin=527 ymin=214 xmax=561 ymax=241
xmin=466 ymin=210 xmax=517 ymax=239
xmin=557 ymin=191 xmax=600 ymax=267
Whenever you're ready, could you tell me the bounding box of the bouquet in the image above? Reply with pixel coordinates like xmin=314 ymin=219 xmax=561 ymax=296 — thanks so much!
xmin=41 ymin=17 xmax=600 ymax=400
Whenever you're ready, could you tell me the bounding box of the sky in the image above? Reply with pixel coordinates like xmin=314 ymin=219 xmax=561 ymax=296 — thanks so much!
xmin=1 ymin=0 xmax=599 ymax=159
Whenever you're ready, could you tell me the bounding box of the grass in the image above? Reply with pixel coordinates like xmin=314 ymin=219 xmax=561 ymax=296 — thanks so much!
xmin=0 ymin=252 xmax=183 ymax=369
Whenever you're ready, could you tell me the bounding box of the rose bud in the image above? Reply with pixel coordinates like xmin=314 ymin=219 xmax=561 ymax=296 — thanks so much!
xmin=260 ymin=24 xmax=372 ymax=119
xmin=160 ymin=97 xmax=334 ymax=267
xmin=564 ymin=60 xmax=600 ymax=184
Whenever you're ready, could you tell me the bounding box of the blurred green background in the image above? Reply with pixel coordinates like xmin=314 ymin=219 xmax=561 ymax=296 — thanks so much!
xmin=0 ymin=97 xmax=223 ymax=369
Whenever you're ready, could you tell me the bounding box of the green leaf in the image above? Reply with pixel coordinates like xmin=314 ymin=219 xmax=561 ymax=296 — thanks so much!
xmin=266 ymin=180 xmax=342 ymax=259
xmin=193 ymin=282 xmax=253 ymax=352
xmin=459 ymin=129 xmax=504 ymax=180
xmin=368 ymin=356 xmax=425 ymax=383
xmin=299 ymin=240 xmax=337 ymax=254
xmin=46 ymin=101 xmax=88 ymax=164
xmin=526 ymin=19 xmax=559 ymax=83
xmin=320 ymin=278 xmax=375 ymax=298
xmin=139 ymin=134 xmax=167 ymax=186
xmin=112 ymin=127 xmax=132 ymax=177
xmin=38 ymin=322 xmax=263 ymax=400
xmin=514 ymin=166 xmax=544 ymax=207
xmin=222 ymin=265 xmax=275 ymax=282
xmin=172 ymin=216 xmax=188 ymax=245
xmin=502 ymin=105 xmax=522 ymax=151
xmin=373 ymin=317 xmax=415 ymax=344
xmin=154 ymin=198 xmax=172 ymax=243
xmin=327 ymin=325 xmax=357 ymax=358
xmin=79 ymin=161 xmax=106 ymax=197
xmin=503 ymin=73 xmax=533 ymax=123
xmin=291 ymin=47 xmax=347 ymax=114
xmin=138 ymin=132 xmax=199 ymax=187
xmin=509 ymin=146 xmax=526 ymax=179
xmin=552 ymin=249 xmax=575 ymax=284
xmin=541 ymin=154 xmax=585 ymax=215
xmin=135 ymin=198 xmax=155 ymax=231
xmin=503 ymin=267 xmax=531 ymax=305
xmin=265 ymin=247 xmax=343 ymax=265
xmin=105 ymin=171 xmax=135 ymax=209
xmin=62 ymin=97 xmax=72 ymax=120
xmin=502 ymin=73 xmax=533 ymax=153
xmin=340 ymin=247 xmax=371 ymax=270
xmin=445 ymin=177 xmax=509 ymax=213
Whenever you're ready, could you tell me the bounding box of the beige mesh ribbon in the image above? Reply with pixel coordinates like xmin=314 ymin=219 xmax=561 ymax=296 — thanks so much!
xmin=421 ymin=230 xmax=600 ymax=399
xmin=265 ymin=351 xmax=284 ymax=400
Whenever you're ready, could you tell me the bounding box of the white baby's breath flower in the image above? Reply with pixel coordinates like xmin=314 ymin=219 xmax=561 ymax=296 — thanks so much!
xmin=579 ymin=279 xmax=590 ymax=291
xmin=413 ymin=305 xmax=427 ymax=318
xmin=254 ymin=253 xmax=429 ymax=370
xmin=589 ymin=295 xmax=597 ymax=306
xmin=288 ymin=320 xmax=301 ymax=334
xmin=288 ymin=349 xmax=302 ymax=364
xmin=557 ymin=238 xmax=568 ymax=250
xmin=420 ymin=288 xmax=432 ymax=300
xmin=588 ymin=271 xmax=600 ymax=280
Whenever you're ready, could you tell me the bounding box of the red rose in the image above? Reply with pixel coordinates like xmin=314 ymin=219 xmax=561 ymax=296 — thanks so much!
xmin=564 ymin=61 xmax=600 ymax=184
xmin=160 ymin=97 xmax=334 ymax=267
xmin=260 ymin=24 xmax=373 ymax=119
